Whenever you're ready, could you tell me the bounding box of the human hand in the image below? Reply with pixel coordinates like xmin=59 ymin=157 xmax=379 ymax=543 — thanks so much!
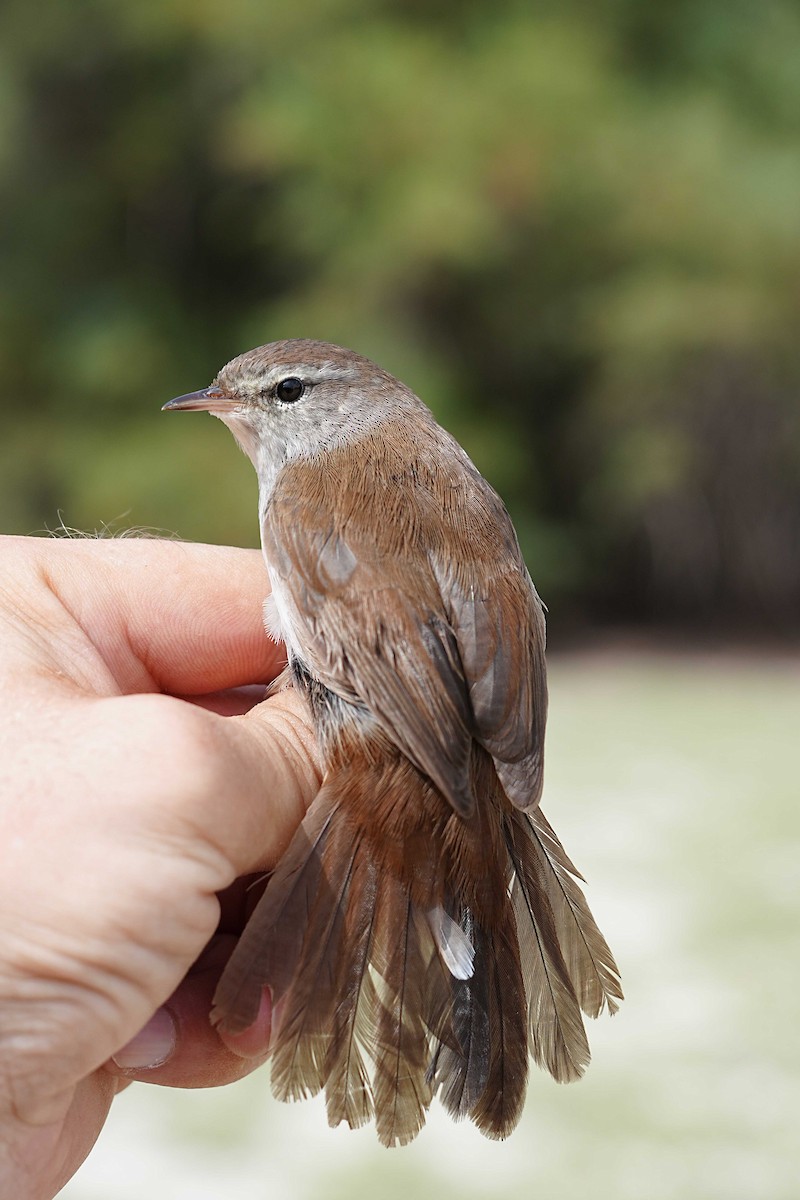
xmin=0 ymin=536 xmax=320 ymax=1199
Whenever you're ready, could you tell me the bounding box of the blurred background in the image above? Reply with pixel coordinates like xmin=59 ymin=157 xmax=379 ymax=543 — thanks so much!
xmin=2 ymin=0 xmax=799 ymax=636
xmin=1 ymin=0 xmax=797 ymax=1196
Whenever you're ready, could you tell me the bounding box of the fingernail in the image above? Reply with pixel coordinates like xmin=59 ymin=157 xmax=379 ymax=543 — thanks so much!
xmin=112 ymin=1007 xmax=177 ymax=1069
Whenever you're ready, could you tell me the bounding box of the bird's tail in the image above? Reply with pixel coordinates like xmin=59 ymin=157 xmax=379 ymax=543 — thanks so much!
xmin=211 ymin=750 xmax=622 ymax=1147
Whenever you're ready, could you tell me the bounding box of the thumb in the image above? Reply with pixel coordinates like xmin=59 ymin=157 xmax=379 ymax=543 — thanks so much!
xmin=200 ymin=684 xmax=322 ymax=878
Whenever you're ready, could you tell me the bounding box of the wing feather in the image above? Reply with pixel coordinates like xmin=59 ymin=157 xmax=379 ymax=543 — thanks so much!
xmin=263 ymin=434 xmax=548 ymax=817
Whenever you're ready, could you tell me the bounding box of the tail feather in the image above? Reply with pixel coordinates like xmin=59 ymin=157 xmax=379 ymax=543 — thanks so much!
xmin=505 ymin=812 xmax=590 ymax=1082
xmin=371 ymin=881 xmax=434 ymax=1147
xmin=470 ymin=911 xmax=529 ymax=1138
xmin=270 ymin=816 xmax=361 ymax=1102
xmin=324 ymin=852 xmax=380 ymax=1131
xmin=529 ymin=810 xmax=624 ymax=1019
xmin=211 ymin=795 xmax=337 ymax=1034
xmin=430 ymin=909 xmax=491 ymax=1122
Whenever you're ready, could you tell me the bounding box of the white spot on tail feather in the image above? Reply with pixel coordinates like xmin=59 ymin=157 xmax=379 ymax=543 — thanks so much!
xmin=427 ymin=906 xmax=475 ymax=980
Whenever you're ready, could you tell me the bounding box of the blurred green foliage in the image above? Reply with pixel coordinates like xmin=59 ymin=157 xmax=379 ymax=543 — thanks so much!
xmin=1 ymin=0 xmax=798 ymax=631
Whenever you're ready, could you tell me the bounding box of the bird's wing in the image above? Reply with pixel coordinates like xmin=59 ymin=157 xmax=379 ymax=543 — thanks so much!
xmin=264 ymin=429 xmax=546 ymax=815
xmin=264 ymin=493 xmax=475 ymax=817
xmin=428 ymin=542 xmax=547 ymax=811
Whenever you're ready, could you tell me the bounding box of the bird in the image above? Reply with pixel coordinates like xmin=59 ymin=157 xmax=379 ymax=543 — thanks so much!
xmin=163 ymin=339 xmax=622 ymax=1147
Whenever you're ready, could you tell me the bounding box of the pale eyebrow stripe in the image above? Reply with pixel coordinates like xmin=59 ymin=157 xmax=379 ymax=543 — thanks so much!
xmin=269 ymin=362 xmax=361 ymax=382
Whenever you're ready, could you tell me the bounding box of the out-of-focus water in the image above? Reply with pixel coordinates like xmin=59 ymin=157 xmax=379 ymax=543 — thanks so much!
xmin=62 ymin=650 xmax=800 ymax=1200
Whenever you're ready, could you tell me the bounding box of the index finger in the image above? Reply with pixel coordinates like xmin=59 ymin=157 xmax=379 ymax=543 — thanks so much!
xmin=18 ymin=536 xmax=282 ymax=695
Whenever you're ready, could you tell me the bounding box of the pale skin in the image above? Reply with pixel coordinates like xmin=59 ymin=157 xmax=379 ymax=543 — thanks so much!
xmin=0 ymin=536 xmax=320 ymax=1199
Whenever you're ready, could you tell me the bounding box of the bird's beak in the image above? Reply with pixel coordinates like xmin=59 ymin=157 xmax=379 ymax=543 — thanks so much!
xmin=162 ymin=386 xmax=236 ymax=414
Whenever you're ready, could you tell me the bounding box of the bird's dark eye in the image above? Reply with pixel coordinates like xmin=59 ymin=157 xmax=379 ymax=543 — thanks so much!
xmin=275 ymin=377 xmax=305 ymax=404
